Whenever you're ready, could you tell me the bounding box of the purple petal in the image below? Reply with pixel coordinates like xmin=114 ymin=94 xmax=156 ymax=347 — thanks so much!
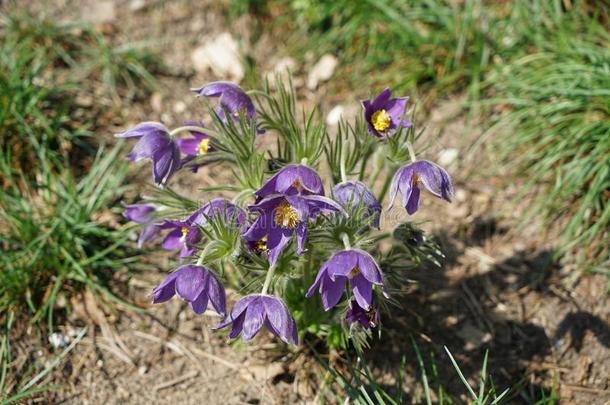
xmin=162 ymin=229 xmax=183 ymax=251
xmin=406 ymin=186 xmax=421 ymax=215
xmin=325 ymin=250 xmax=359 ymax=279
xmin=321 ymin=274 xmax=346 ymax=310
xmin=126 ymin=132 xmax=171 ymax=162
xmin=354 ymin=249 xmax=383 ymax=284
xmin=151 ymin=271 xmax=179 ymax=304
xmin=206 ymin=271 xmax=226 ymax=316
xmin=115 ymin=122 xmax=168 ymax=139
xmin=352 ymin=275 xmax=373 ymax=311
xmin=371 ymin=88 xmax=392 ymax=111
xmin=175 ymin=265 xmax=207 ymax=301
xmin=152 ymin=143 xmax=180 ymax=185
xmin=295 ymin=222 xmax=308 ymax=254
xmin=189 ymin=291 xmax=209 ymax=314
xmin=122 ymin=203 xmax=155 ymax=223
xmin=242 ymin=299 xmax=265 ymax=340
xmin=262 ymin=296 xmax=298 ymax=345
xmin=138 ymin=224 xmax=160 ymax=248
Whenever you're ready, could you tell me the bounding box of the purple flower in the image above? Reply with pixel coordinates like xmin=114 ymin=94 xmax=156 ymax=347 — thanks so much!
xmin=255 ymin=164 xmax=324 ymax=202
xmin=306 ymin=249 xmax=387 ymax=311
xmin=115 ymin=122 xmax=181 ymax=186
xmin=389 ymin=160 xmax=454 ymax=215
xmin=191 ymin=198 xmax=247 ymax=229
xmin=175 ymin=121 xmax=214 ymax=158
xmin=159 ymin=219 xmax=202 ymax=258
xmin=191 ymin=81 xmax=263 ymax=133
xmin=346 ymin=300 xmax=379 ymax=329
xmin=152 ymin=265 xmax=226 ymax=315
xmin=122 ymin=202 xmax=155 ymax=223
xmin=243 ymin=194 xmax=343 ymax=265
xmin=122 ymin=202 xmax=161 ymax=248
xmin=333 ymin=181 xmax=381 ymax=228
xmin=215 ymin=294 xmax=298 ymax=345
xmin=362 ymin=88 xmax=411 ymax=139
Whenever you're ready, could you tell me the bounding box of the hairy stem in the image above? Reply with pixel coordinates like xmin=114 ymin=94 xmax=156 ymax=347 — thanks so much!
xmin=340 ymin=232 xmax=351 ymax=250
xmin=261 ymin=263 xmax=277 ymax=295
xmin=406 ymin=141 xmax=417 ymax=162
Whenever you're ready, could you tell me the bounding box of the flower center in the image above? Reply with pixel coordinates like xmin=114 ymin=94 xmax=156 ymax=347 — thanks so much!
xmin=411 ymin=173 xmax=420 ymax=187
xmin=198 ymin=138 xmax=210 ymax=156
xmin=274 ymin=201 xmax=300 ymax=229
xmin=348 ymin=266 xmax=360 ymax=278
xmin=180 ymin=226 xmax=189 ymax=241
xmin=254 ymin=236 xmax=268 ymax=252
xmin=291 ymin=178 xmax=302 ymax=190
xmin=371 ymin=109 xmax=391 ymax=132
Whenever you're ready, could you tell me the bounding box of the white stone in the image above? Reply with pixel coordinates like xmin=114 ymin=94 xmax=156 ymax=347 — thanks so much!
xmin=49 ymin=332 xmax=70 ymax=349
xmin=191 ymin=33 xmax=244 ymax=82
xmin=173 ymin=101 xmax=187 ymax=114
xmin=437 ymin=148 xmax=459 ymax=167
xmin=81 ymin=1 xmax=116 ymax=23
xmin=307 ymin=54 xmax=338 ymax=90
xmin=326 ymin=105 xmax=344 ymax=126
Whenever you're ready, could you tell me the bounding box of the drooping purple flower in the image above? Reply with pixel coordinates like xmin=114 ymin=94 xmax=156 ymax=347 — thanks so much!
xmin=389 ymin=160 xmax=454 ymax=215
xmin=115 ymin=122 xmax=181 ymax=186
xmin=122 ymin=202 xmax=161 ymax=248
xmin=159 ymin=219 xmax=202 ymax=258
xmin=333 ymin=181 xmax=381 ymax=228
xmin=362 ymin=88 xmax=411 ymax=139
xmin=243 ymin=194 xmax=343 ymax=265
xmin=306 ymin=249 xmax=387 ymax=311
xmin=255 ymin=164 xmax=324 ymax=202
xmin=215 ymin=294 xmax=298 ymax=345
xmin=152 ymin=265 xmax=226 ymax=315
xmin=346 ymin=300 xmax=379 ymax=329
xmin=191 ymin=81 xmax=263 ymax=133
xmin=122 ymin=202 xmax=155 ymax=223
xmin=191 ymin=198 xmax=247 ymax=230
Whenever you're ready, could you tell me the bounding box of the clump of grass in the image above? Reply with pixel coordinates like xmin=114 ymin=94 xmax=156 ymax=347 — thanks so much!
xmin=485 ymin=3 xmax=610 ymax=271
xmin=0 ymin=145 xmax=136 ymax=330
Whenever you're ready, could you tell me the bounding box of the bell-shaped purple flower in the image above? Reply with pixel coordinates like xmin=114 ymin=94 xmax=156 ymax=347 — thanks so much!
xmin=159 ymin=219 xmax=202 ymax=258
xmin=255 ymin=164 xmax=324 ymax=202
xmin=191 ymin=198 xmax=247 ymax=229
xmin=243 ymin=194 xmax=343 ymax=265
xmin=346 ymin=300 xmax=379 ymax=329
xmin=191 ymin=81 xmax=263 ymax=133
xmin=152 ymin=265 xmax=226 ymax=315
xmin=215 ymin=294 xmax=298 ymax=345
xmin=333 ymin=181 xmax=381 ymax=228
xmin=175 ymin=121 xmax=214 ymax=158
xmin=122 ymin=202 xmax=155 ymax=223
xmin=389 ymin=160 xmax=454 ymax=215
xmin=122 ymin=202 xmax=161 ymax=248
xmin=362 ymin=88 xmax=411 ymax=139
xmin=115 ymin=122 xmax=181 ymax=186
xmin=306 ymin=249 xmax=387 ymax=311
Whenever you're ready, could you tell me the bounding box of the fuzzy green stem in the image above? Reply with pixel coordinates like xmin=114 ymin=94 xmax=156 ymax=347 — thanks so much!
xmin=378 ymin=164 xmax=398 ymax=203
xmin=300 ymin=157 xmax=309 ymax=166
xmin=169 ymin=125 xmax=221 ymax=138
xmin=340 ymin=140 xmax=348 ymax=183
xmin=340 ymin=232 xmax=351 ymax=250
xmin=261 ymin=263 xmax=277 ymax=295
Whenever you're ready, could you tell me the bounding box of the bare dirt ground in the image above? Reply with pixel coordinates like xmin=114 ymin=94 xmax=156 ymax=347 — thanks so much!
xmin=12 ymin=0 xmax=610 ymax=404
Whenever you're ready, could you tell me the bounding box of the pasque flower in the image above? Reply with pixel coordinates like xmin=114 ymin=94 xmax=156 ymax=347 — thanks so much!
xmin=255 ymin=164 xmax=324 ymax=202
xmin=152 ymin=265 xmax=226 ymax=315
xmin=176 ymin=121 xmax=213 ymax=157
xmin=122 ymin=202 xmax=160 ymax=248
xmin=115 ymin=122 xmax=181 ymax=186
xmin=362 ymin=88 xmax=411 ymax=138
xmin=333 ymin=181 xmax=381 ymax=228
xmin=159 ymin=219 xmax=202 ymax=258
xmin=215 ymin=294 xmax=298 ymax=345
xmin=191 ymin=198 xmax=247 ymax=229
xmin=191 ymin=81 xmax=263 ymax=133
xmin=306 ymin=249 xmax=387 ymax=311
xmin=243 ymin=194 xmax=343 ymax=265
xmin=389 ymin=160 xmax=454 ymax=215
xmin=346 ymin=300 xmax=379 ymax=329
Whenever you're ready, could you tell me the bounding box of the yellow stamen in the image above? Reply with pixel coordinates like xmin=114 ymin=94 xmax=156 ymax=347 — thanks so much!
xmin=274 ymin=202 xmax=300 ymax=229
xmin=198 ymin=138 xmax=210 ymax=156
xmin=292 ymin=178 xmax=302 ymax=189
xmin=180 ymin=226 xmax=189 ymax=239
xmin=348 ymin=266 xmax=360 ymax=278
xmin=411 ymin=173 xmax=420 ymax=187
xmin=371 ymin=109 xmax=391 ymax=132
xmin=254 ymin=236 xmax=268 ymax=252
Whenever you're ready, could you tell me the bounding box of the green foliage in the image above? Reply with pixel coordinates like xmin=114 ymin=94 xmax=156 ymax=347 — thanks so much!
xmin=485 ymin=5 xmax=610 ymax=270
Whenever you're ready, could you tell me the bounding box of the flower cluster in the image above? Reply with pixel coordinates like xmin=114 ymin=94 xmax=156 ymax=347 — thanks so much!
xmin=119 ymin=81 xmax=454 ymax=347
